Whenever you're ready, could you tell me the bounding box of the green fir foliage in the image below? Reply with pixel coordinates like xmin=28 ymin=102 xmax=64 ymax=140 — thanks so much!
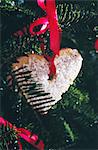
xmin=0 ymin=0 xmax=98 ymax=149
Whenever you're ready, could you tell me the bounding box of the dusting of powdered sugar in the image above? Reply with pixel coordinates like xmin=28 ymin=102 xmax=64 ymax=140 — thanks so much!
xmin=28 ymin=49 xmax=83 ymax=103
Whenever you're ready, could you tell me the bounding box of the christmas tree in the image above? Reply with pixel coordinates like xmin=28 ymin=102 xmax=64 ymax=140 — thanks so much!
xmin=0 ymin=0 xmax=98 ymax=149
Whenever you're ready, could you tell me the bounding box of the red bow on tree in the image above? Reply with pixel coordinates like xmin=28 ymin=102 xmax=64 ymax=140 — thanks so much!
xmin=0 ymin=116 xmax=44 ymax=150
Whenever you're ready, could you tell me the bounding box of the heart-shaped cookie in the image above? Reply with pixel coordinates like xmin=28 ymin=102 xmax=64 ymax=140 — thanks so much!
xmin=8 ymin=48 xmax=83 ymax=114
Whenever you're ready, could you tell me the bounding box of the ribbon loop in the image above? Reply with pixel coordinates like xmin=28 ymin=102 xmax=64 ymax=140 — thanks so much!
xmin=29 ymin=17 xmax=48 ymax=36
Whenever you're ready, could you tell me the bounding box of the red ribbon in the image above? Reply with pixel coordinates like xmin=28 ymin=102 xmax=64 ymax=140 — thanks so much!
xmin=29 ymin=17 xmax=49 ymax=36
xmin=0 ymin=117 xmax=44 ymax=150
xmin=29 ymin=0 xmax=62 ymax=77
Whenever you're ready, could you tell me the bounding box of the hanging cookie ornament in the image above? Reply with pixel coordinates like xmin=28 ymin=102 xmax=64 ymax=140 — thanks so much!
xmin=7 ymin=0 xmax=83 ymax=115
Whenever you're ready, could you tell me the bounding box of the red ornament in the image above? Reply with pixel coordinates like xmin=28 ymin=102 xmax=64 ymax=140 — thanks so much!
xmin=95 ymin=39 xmax=98 ymax=53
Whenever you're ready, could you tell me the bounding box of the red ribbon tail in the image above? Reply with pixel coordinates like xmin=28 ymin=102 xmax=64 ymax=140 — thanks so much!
xmin=18 ymin=140 xmax=22 ymax=150
xmin=18 ymin=128 xmax=44 ymax=150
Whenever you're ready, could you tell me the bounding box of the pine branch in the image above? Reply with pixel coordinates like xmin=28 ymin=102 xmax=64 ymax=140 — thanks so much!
xmin=57 ymin=2 xmax=97 ymax=28
xmin=0 ymin=2 xmax=35 ymax=16
xmin=0 ymin=124 xmax=18 ymax=149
